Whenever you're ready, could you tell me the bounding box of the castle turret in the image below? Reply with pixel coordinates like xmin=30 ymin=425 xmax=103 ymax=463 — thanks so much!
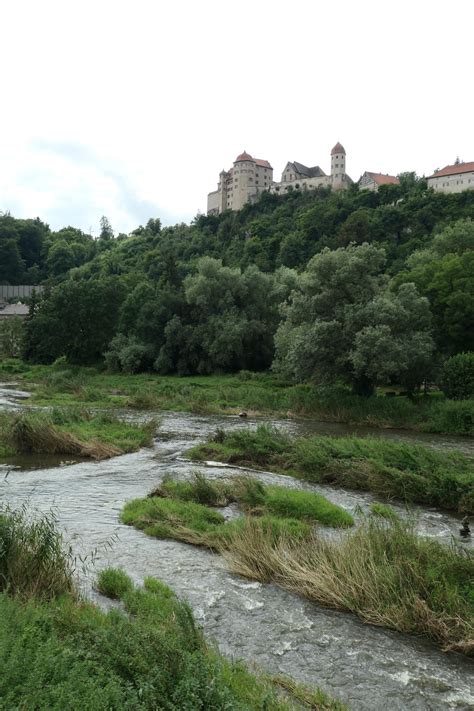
xmin=331 ymin=142 xmax=346 ymax=189
xmin=233 ymin=151 xmax=256 ymax=210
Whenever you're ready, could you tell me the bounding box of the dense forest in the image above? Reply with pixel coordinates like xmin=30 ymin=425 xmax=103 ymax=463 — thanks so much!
xmin=1 ymin=174 xmax=473 ymax=395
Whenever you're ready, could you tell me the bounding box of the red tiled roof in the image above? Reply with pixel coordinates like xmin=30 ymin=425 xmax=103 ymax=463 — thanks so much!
xmin=235 ymin=151 xmax=253 ymax=162
xmin=363 ymin=172 xmax=399 ymax=186
xmin=428 ymin=161 xmax=474 ymax=179
xmin=331 ymin=142 xmax=345 ymax=155
xmin=255 ymin=159 xmax=272 ymax=169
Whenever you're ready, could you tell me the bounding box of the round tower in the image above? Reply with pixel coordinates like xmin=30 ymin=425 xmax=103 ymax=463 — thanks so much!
xmin=233 ymin=151 xmax=255 ymax=210
xmin=330 ymin=142 xmax=346 ymax=189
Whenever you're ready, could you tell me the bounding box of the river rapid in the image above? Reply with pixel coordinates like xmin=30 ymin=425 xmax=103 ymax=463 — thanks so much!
xmin=0 ymin=386 xmax=473 ymax=710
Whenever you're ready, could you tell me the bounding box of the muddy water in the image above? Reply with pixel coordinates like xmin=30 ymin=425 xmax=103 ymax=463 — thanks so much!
xmin=1 ymin=409 xmax=473 ymax=710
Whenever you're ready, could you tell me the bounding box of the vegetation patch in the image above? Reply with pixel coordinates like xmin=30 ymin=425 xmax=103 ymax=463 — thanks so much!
xmin=189 ymin=426 xmax=474 ymax=513
xmin=0 ymin=506 xmax=342 ymax=710
xmin=2 ymin=361 xmax=474 ymax=435
xmin=148 ymin=471 xmax=354 ymax=528
xmin=0 ymin=408 xmax=156 ymax=461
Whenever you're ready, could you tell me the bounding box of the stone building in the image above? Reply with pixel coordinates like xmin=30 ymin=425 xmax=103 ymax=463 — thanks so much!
xmin=271 ymin=143 xmax=352 ymax=194
xmin=358 ymin=171 xmax=400 ymax=191
xmin=427 ymin=160 xmax=474 ymax=193
xmin=207 ymin=151 xmax=273 ymax=214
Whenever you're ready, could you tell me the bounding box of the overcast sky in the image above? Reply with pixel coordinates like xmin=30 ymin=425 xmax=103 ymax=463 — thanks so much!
xmin=1 ymin=0 xmax=472 ymax=235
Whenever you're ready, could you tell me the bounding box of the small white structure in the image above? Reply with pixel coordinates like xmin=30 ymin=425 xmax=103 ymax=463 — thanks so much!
xmin=358 ymin=172 xmax=400 ymax=192
xmin=427 ymin=161 xmax=474 ymax=194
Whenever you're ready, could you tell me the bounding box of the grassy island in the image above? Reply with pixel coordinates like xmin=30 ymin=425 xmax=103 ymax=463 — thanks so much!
xmin=0 ymin=505 xmax=344 ymax=710
xmin=189 ymin=426 xmax=474 ymax=514
xmin=0 ymin=409 xmax=156 ymax=461
xmin=122 ymin=474 xmax=474 ymax=655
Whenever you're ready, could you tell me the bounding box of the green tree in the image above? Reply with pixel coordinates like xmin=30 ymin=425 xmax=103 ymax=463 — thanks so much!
xmin=274 ymin=244 xmax=433 ymax=394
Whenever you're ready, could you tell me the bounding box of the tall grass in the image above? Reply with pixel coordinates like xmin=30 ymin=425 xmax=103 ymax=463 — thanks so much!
xmin=0 ymin=409 xmax=156 ymax=460
xmin=220 ymin=518 xmax=474 ymax=655
xmin=0 ymin=505 xmax=75 ymax=599
xmin=189 ymin=425 xmax=474 ymax=513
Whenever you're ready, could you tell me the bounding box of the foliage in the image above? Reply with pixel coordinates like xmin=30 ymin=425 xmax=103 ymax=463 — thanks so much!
xmin=0 ymin=316 xmax=24 ymax=359
xmin=441 ymin=352 xmax=474 ymax=399
xmin=274 ymin=244 xmax=434 ymax=394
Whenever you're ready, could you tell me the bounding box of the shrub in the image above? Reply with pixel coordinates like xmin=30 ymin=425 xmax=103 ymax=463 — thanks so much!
xmin=441 ymin=352 xmax=474 ymax=399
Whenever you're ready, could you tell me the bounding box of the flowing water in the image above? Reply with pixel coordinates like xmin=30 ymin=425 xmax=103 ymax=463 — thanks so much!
xmin=0 ymin=386 xmax=473 ymax=710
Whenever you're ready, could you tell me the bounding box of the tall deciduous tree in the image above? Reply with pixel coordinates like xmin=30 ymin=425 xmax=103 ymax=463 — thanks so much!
xmin=274 ymin=244 xmax=433 ymax=394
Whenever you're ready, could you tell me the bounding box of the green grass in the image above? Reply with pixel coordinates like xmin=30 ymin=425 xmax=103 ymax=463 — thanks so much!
xmin=2 ymin=358 xmax=473 ymax=435
xmin=149 ymin=471 xmax=354 ymax=528
xmin=0 ymin=408 xmax=156 ymax=461
xmin=0 ymin=507 xmax=344 ymax=710
xmin=264 ymin=486 xmax=354 ymax=527
xmin=189 ymin=425 xmax=474 ymax=514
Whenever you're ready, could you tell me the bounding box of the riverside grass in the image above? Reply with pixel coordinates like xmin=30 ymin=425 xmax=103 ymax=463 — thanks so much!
xmin=0 ymin=408 xmax=156 ymax=460
xmin=147 ymin=471 xmax=354 ymax=528
xmin=2 ymin=358 xmax=474 ymax=435
xmin=0 ymin=508 xmax=343 ymax=711
xmin=121 ymin=485 xmax=474 ymax=655
xmin=189 ymin=425 xmax=474 ymax=514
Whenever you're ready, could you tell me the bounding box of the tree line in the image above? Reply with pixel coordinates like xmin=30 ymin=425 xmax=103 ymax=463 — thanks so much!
xmin=2 ymin=176 xmax=473 ymax=395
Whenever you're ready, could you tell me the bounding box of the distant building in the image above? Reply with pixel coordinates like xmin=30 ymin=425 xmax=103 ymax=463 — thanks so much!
xmin=358 ymin=171 xmax=400 ymax=192
xmin=207 ymin=151 xmax=273 ymax=214
xmin=427 ymin=161 xmax=474 ymax=194
xmin=0 ymin=302 xmax=29 ymax=319
xmin=271 ymin=142 xmax=352 ymax=194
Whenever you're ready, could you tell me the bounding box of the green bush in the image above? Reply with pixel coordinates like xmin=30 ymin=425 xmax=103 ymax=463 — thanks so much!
xmin=441 ymin=352 xmax=474 ymax=399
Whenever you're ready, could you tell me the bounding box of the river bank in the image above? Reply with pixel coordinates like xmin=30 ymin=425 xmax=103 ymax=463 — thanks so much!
xmin=1 ymin=359 xmax=474 ymax=436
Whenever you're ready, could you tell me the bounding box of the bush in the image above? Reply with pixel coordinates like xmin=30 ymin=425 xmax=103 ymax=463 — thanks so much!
xmin=441 ymin=352 xmax=474 ymax=399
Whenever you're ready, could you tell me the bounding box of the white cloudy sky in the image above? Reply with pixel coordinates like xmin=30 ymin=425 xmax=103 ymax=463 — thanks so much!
xmin=0 ymin=0 xmax=472 ymax=234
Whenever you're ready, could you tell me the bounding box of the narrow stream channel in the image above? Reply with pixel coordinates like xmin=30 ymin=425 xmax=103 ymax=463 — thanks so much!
xmin=1 ymin=388 xmax=473 ymax=710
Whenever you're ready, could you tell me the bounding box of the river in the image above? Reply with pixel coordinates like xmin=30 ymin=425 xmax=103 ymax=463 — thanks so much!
xmin=0 ymin=386 xmax=473 ymax=709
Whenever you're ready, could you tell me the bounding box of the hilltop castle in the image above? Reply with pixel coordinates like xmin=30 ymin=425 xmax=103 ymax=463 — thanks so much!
xmin=207 ymin=144 xmax=474 ymax=214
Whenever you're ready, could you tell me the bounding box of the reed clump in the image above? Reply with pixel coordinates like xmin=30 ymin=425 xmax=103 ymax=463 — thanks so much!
xmin=0 ymin=505 xmax=75 ymax=599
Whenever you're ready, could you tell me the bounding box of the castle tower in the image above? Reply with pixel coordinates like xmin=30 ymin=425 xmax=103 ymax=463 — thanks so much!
xmin=330 ymin=142 xmax=346 ymax=189
xmin=233 ymin=151 xmax=256 ymax=210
